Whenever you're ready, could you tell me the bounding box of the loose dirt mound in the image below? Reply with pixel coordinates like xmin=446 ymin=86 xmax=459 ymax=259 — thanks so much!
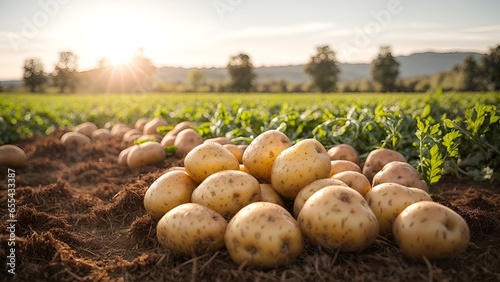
xmin=1 ymin=130 xmax=499 ymax=281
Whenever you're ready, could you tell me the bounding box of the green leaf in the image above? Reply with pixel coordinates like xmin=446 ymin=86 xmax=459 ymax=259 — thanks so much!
xmin=164 ymin=145 xmax=177 ymax=156
xmin=442 ymin=130 xmax=461 ymax=158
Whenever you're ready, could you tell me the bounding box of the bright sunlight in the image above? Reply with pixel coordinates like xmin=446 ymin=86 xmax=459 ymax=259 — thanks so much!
xmin=84 ymin=10 xmax=160 ymax=66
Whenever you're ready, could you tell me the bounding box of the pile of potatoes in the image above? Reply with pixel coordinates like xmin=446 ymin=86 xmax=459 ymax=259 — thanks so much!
xmin=143 ymin=129 xmax=470 ymax=268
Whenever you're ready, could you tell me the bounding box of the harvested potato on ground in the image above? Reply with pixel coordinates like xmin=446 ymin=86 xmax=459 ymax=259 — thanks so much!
xmin=259 ymin=184 xmax=285 ymax=207
xmin=123 ymin=129 xmax=143 ymax=141
xmin=298 ymin=185 xmax=379 ymax=252
xmin=165 ymin=166 xmax=186 ymax=172
xmin=237 ymin=144 xmax=249 ymax=153
xmin=91 ymin=128 xmax=112 ymax=142
xmin=239 ymin=164 xmax=250 ymax=174
xmin=166 ymin=121 xmax=196 ymax=137
xmin=126 ymin=141 xmax=166 ymax=169
xmin=271 ymin=139 xmax=331 ymax=200
xmin=143 ymin=117 xmax=168 ymax=135
xmin=174 ymin=128 xmax=203 ymax=157
xmin=242 ymin=130 xmax=292 ymax=183
xmin=372 ymin=161 xmax=429 ymax=192
xmin=184 ymin=142 xmax=240 ymax=183
xmin=331 ymin=171 xmax=371 ymax=196
xmin=144 ymin=170 xmax=198 ymax=218
xmin=117 ymin=146 xmax=132 ymax=166
xmin=61 ymin=132 xmax=91 ymax=146
xmin=393 ymin=201 xmax=470 ymax=260
xmin=160 ymin=134 xmax=176 ymax=147
xmin=329 ymin=160 xmax=361 ymax=177
xmin=0 ymin=144 xmax=27 ymax=167
xmin=204 ymin=136 xmax=232 ymax=145
xmin=327 ymin=144 xmax=360 ymax=166
xmin=191 ymin=170 xmax=261 ymax=218
xmin=111 ymin=123 xmax=133 ymax=139
xmin=137 ymin=134 xmax=163 ymax=143
xmin=362 ymin=148 xmax=407 ymax=182
xmin=365 ymin=182 xmax=432 ymax=234
xmin=134 ymin=117 xmax=149 ymax=130
xmin=223 ymin=144 xmax=244 ymax=163
xmin=74 ymin=121 xmax=98 ymax=137
xmin=225 ymin=202 xmax=304 ymax=268
xmin=293 ymin=179 xmax=348 ymax=217
xmin=157 ymin=203 xmax=227 ymax=256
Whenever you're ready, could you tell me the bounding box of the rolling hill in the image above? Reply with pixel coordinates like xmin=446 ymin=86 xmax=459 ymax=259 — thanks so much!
xmin=155 ymin=51 xmax=484 ymax=84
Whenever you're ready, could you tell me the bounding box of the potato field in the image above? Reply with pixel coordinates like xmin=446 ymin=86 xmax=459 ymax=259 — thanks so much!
xmin=0 ymin=91 xmax=499 ymax=281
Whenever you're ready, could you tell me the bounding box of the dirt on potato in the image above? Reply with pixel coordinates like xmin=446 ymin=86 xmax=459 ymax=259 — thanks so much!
xmin=1 ymin=130 xmax=499 ymax=281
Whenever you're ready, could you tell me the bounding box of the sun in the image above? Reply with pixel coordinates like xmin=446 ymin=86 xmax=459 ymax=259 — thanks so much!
xmin=85 ymin=11 xmax=159 ymax=67
xmin=106 ymin=48 xmax=132 ymax=66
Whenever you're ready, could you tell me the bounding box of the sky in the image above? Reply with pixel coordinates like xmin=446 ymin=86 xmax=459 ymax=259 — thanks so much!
xmin=0 ymin=0 xmax=499 ymax=80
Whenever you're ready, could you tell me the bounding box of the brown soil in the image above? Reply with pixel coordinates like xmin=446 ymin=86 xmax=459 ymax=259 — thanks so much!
xmin=1 ymin=130 xmax=499 ymax=281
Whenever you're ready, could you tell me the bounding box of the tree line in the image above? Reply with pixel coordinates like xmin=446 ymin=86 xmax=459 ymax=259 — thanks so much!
xmin=17 ymin=43 xmax=500 ymax=93
xmin=21 ymin=49 xmax=156 ymax=93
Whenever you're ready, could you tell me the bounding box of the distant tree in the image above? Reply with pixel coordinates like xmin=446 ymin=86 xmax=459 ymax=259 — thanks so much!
xmin=188 ymin=69 xmax=206 ymax=92
xmin=481 ymin=44 xmax=500 ymax=90
xmin=53 ymin=51 xmax=78 ymax=93
xmin=277 ymin=79 xmax=288 ymax=93
xmin=304 ymin=45 xmax=340 ymax=93
xmin=227 ymin=53 xmax=256 ymax=92
xmin=461 ymin=55 xmax=480 ymax=91
xmin=23 ymin=58 xmax=47 ymax=92
xmin=371 ymin=46 xmax=400 ymax=92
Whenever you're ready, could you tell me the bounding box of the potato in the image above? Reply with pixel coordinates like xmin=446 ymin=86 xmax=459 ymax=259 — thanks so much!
xmin=157 ymin=203 xmax=227 ymax=256
xmin=327 ymin=144 xmax=360 ymax=166
xmin=223 ymin=144 xmax=243 ymax=163
xmin=237 ymin=144 xmax=249 ymax=153
xmin=143 ymin=117 xmax=168 ymax=135
xmin=111 ymin=123 xmax=133 ymax=139
xmin=73 ymin=121 xmax=98 ymax=137
xmin=144 ymin=170 xmax=198 ymax=218
xmin=204 ymin=136 xmax=232 ymax=145
xmin=167 ymin=121 xmax=196 ymax=137
xmin=126 ymin=141 xmax=166 ymax=169
xmin=160 ymin=134 xmax=176 ymax=147
xmin=61 ymin=132 xmax=91 ymax=146
xmin=331 ymin=171 xmax=371 ymax=196
xmin=298 ymin=185 xmax=379 ymax=252
xmin=362 ymin=148 xmax=406 ymax=182
xmin=293 ymin=179 xmax=348 ymax=217
xmin=393 ymin=201 xmax=470 ymax=260
xmin=191 ymin=170 xmax=261 ymax=218
xmin=174 ymin=128 xmax=203 ymax=157
xmin=137 ymin=134 xmax=163 ymax=143
xmin=365 ymin=183 xmax=432 ymax=234
xmin=117 ymin=146 xmax=132 ymax=166
xmin=239 ymin=164 xmax=250 ymax=174
xmin=259 ymin=184 xmax=285 ymax=207
xmin=91 ymin=128 xmax=112 ymax=142
xmin=271 ymin=139 xmax=331 ymax=200
xmin=242 ymin=130 xmax=292 ymax=183
xmin=122 ymin=129 xmax=143 ymax=141
xmin=165 ymin=166 xmax=186 ymax=172
xmin=184 ymin=142 xmax=240 ymax=183
xmin=372 ymin=161 xmax=429 ymax=192
xmin=225 ymin=202 xmax=304 ymax=268
xmin=0 ymin=144 xmax=27 ymax=167
xmin=329 ymin=160 xmax=361 ymax=177
xmin=134 ymin=117 xmax=149 ymax=130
